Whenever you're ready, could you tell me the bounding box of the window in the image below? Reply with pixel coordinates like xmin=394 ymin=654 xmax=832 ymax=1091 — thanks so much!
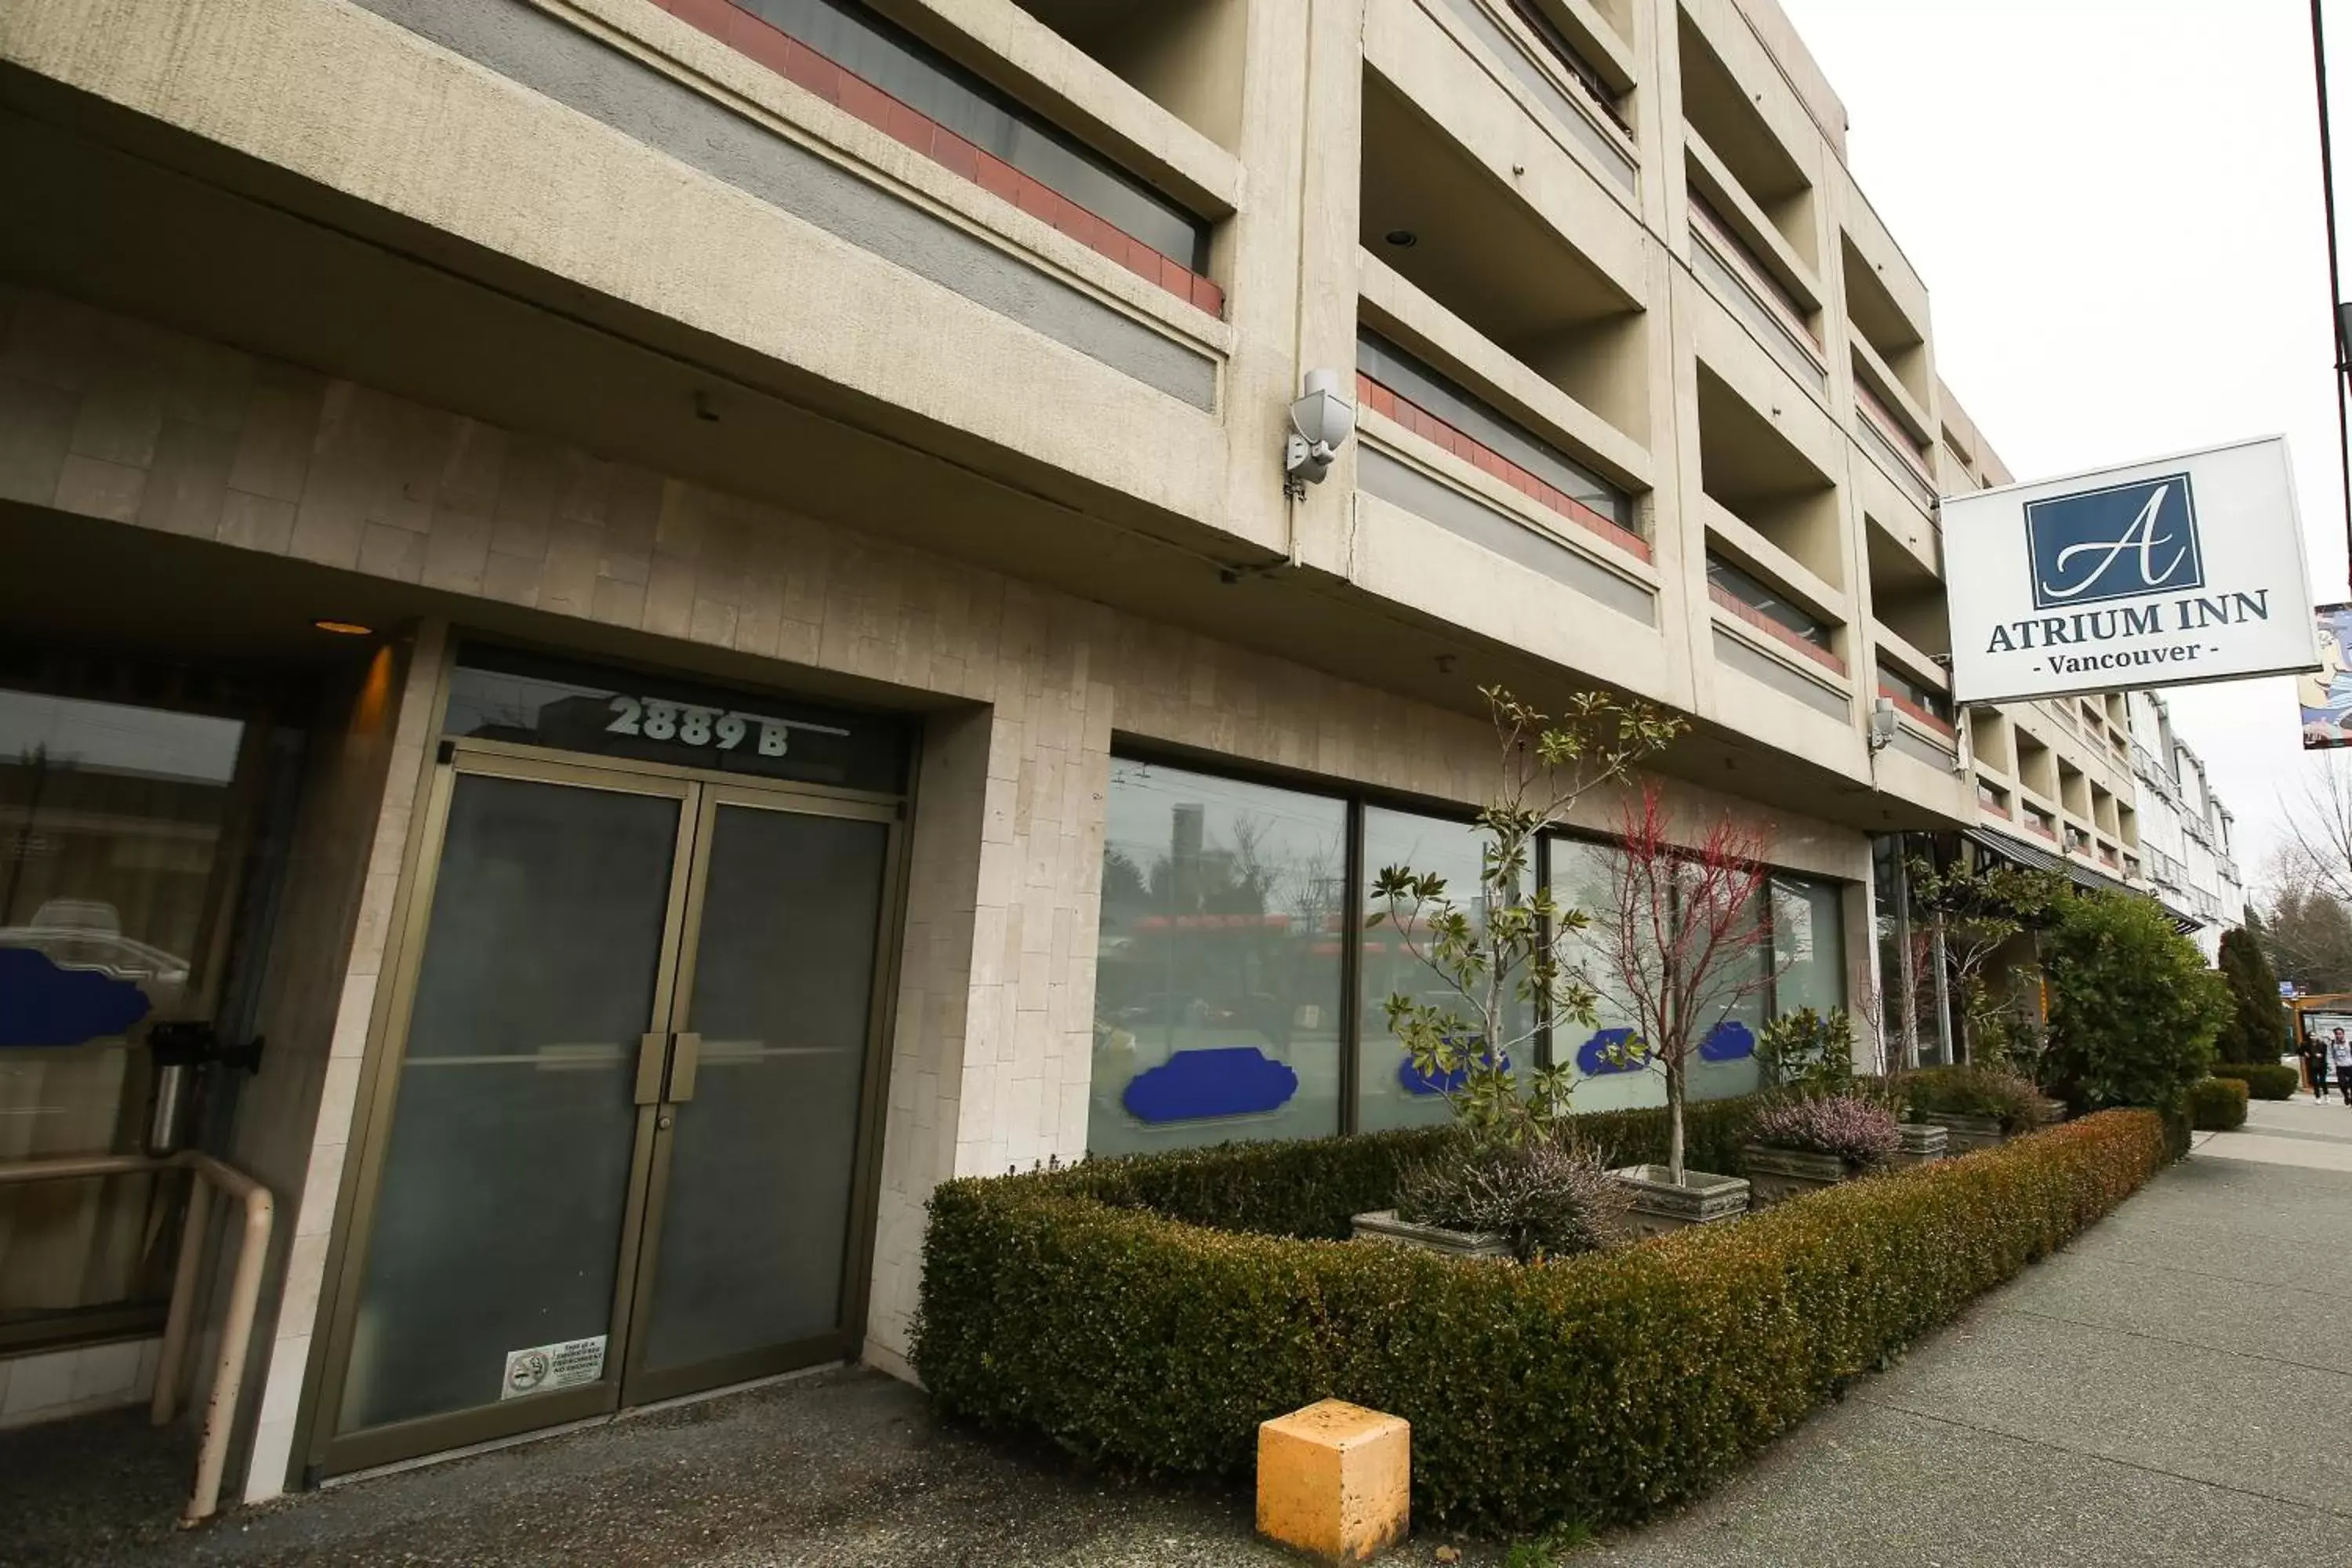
xmin=1090 ymin=761 xmax=1346 ymax=1156
xmin=1875 ymin=663 xmax=1954 ymax=727
xmin=1091 ymin=757 xmax=1850 ymax=1150
xmin=1356 ymin=808 xmax=1527 ymax=1132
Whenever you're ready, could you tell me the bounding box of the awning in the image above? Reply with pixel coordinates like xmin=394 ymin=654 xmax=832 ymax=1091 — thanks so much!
xmin=1959 ymin=826 xmax=2202 ymax=934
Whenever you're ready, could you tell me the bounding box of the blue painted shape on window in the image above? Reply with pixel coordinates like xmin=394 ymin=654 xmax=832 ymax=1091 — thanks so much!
xmin=1576 ymin=1026 xmax=1648 ymax=1076
xmin=1397 ymin=1041 xmax=1509 ymax=1097
xmin=1700 ymin=1019 xmax=1757 ymax=1062
xmin=1122 ymin=1046 xmax=1299 ymax=1124
xmin=0 ymin=947 xmax=152 ymax=1049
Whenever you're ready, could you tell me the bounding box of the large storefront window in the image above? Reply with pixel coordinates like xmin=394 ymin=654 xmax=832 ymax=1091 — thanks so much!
xmin=1089 ymin=761 xmax=1348 ymax=1156
xmin=0 ymin=689 xmax=249 ymax=1336
xmin=1091 ymin=757 xmax=1856 ymax=1149
xmin=1356 ymin=808 xmax=1528 ymax=1133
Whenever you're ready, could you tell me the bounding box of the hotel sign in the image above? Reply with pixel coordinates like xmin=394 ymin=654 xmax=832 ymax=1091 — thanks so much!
xmin=1944 ymin=437 xmax=2319 ymax=704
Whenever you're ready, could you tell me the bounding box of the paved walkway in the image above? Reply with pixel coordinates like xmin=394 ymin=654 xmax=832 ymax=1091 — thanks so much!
xmin=1583 ymin=1095 xmax=2352 ymax=1567
xmin=10 ymin=1104 xmax=2346 ymax=1567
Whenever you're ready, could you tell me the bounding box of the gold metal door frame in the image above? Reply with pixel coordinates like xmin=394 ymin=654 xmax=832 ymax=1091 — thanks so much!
xmin=309 ymin=749 xmax=702 ymax=1475
xmin=312 ymin=746 xmax=909 ymax=1473
xmin=617 ymin=782 xmax=902 ymax=1406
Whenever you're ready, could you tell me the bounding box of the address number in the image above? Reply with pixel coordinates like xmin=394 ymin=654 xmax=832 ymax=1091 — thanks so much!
xmin=606 ymin=696 xmax=790 ymax=757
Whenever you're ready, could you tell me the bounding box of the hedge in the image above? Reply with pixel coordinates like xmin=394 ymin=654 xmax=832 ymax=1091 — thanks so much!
xmin=914 ymin=1109 xmax=2168 ymax=1537
xmin=2189 ymin=1076 xmax=2251 ymax=1131
xmin=2213 ymin=1062 xmax=2298 ymax=1101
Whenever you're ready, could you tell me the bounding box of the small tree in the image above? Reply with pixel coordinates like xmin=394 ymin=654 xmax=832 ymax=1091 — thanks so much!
xmin=1594 ymin=786 xmax=1777 ymax=1185
xmin=1370 ymin=687 xmax=1682 ymax=1145
xmin=2214 ymin=924 xmax=2292 ymax=1066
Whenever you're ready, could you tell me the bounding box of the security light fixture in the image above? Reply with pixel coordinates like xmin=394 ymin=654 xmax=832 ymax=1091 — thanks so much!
xmin=313 ymin=619 xmax=373 ymax=636
xmin=1867 ymin=695 xmax=1899 ymax=753
xmin=1283 ymin=368 xmax=1356 ymax=498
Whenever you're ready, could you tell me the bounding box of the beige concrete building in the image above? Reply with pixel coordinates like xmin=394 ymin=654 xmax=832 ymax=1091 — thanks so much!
xmin=0 ymin=0 xmax=2149 ymax=1506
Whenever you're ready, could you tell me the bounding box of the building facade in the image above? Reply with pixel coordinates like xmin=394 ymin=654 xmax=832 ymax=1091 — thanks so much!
xmin=0 ymin=0 xmax=2220 ymax=1502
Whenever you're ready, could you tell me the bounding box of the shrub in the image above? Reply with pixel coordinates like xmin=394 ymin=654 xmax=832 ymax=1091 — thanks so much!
xmin=2042 ymin=889 xmax=2227 ymax=1116
xmin=2188 ymin=1076 xmax=2250 ymax=1131
xmin=1750 ymin=1094 xmax=1900 ymax=1169
xmin=916 ymin=1111 xmax=2168 ymax=1537
xmin=2213 ymin=1062 xmax=2298 ymax=1101
xmin=1395 ymin=1135 xmax=1630 ymax=1261
xmin=1893 ymin=1065 xmax=2045 ymax=1134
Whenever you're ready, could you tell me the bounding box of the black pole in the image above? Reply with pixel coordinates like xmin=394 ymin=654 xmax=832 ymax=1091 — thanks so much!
xmin=2313 ymin=0 xmax=2352 ymax=586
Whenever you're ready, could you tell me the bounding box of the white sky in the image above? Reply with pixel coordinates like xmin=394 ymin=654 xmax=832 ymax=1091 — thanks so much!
xmin=1776 ymin=0 xmax=2347 ymax=880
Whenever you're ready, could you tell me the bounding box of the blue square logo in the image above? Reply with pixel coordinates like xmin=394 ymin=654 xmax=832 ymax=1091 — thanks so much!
xmin=2024 ymin=473 xmax=2203 ymax=610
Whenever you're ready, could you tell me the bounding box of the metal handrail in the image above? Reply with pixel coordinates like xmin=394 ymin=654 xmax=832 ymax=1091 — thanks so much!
xmin=0 ymin=1151 xmax=273 ymax=1523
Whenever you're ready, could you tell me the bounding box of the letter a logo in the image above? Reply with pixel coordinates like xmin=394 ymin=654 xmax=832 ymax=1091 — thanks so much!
xmin=2024 ymin=474 xmax=2203 ymax=610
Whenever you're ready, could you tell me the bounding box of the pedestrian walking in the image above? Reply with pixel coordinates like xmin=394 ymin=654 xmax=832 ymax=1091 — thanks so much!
xmin=2331 ymin=1029 xmax=2352 ymax=1105
xmin=2307 ymin=1034 xmax=2332 ymax=1100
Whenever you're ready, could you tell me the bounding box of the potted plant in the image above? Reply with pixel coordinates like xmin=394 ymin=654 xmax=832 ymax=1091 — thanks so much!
xmin=1591 ymin=786 xmax=1777 ymax=1232
xmin=1352 ymin=1131 xmax=1632 ymax=1261
xmin=1742 ymin=1094 xmax=1903 ymax=1205
xmin=1895 ymin=1065 xmax=2044 ymax=1153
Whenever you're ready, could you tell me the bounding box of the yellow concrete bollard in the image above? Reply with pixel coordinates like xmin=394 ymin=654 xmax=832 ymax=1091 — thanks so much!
xmin=1255 ymin=1399 xmax=1411 ymax=1563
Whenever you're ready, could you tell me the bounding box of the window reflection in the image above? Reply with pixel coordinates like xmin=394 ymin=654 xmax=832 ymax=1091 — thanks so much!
xmin=1357 ymin=808 xmax=1527 ymax=1132
xmin=1089 ymin=761 xmax=1345 ymax=1157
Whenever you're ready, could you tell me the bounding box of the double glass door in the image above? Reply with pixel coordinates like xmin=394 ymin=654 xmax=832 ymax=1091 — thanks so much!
xmin=326 ymin=750 xmax=895 ymax=1468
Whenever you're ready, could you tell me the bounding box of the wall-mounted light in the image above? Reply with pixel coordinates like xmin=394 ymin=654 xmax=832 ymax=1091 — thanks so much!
xmin=1283 ymin=368 xmax=1356 ymax=499
xmin=1867 ymin=695 xmax=1898 ymax=754
xmin=313 ymin=619 xmax=373 ymax=636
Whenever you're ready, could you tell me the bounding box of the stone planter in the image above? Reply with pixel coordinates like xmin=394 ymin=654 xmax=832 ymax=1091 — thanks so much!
xmin=1922 ymin=1112 xmax=2006 ymax=1154
xmin=1610 ymin=1165 xmax=1750 ymax=1236
xmin=1349 ymin=1210 xmax=1513 ymax=1260
xmin=1741 ymin=1143 xmax=1856 ymax=1207
xmin=1892 ymin=1121 xmax=1949 ymax=1167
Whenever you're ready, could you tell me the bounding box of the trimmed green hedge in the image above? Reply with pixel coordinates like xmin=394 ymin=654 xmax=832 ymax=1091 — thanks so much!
xmin=2190 ymin=1076 xmax=2251 ymax=1131
xmin=2213 ymin=1062 xmax=2297 ymax=1101
xmin=914 ymin=1109 xmax=2167 ymax=1536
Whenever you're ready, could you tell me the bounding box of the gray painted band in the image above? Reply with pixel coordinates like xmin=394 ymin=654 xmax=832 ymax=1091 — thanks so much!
xmin=1711 ymin=628 xmax=1851 ymax=720
xmin=1361 ymin=448 xmax=1655 ymax=626
xmin=350 ymin=0 xmax=1218 ymax=408
xmin=1893 ymin=728 xmax=1955 ymax=771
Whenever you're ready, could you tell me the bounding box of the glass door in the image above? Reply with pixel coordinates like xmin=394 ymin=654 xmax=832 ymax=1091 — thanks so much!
xmin=331 ymin=756 xmax=695 ymax=1461
xmin=325 ymin=753 xmax=899 ymax=1470
xmin=624 ymin=789 xmax=895 ymax=1400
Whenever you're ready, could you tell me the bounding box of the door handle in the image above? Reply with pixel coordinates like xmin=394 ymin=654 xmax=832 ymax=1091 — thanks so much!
xmin=634 ymin=1032 xmax=668 ymax=1105
xmin=666 ymin=1032 xmax=702 ymax=1103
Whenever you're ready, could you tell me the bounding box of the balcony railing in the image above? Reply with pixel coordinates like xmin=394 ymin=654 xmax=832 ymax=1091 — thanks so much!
xmin=1687 ymin=199 xmax=1826 ymax=393
xmin=2024 ymin=812 xmax=2058 ymax=843
xmin=1428 ymin=0 xmax=1637 ymax=192
xmin=1854 ymin=379 xmax=1936 ymax=509
xmin=1708 ymin=583 xmax=1848 ymax=678
xmin=1356 ymin=332 xmax=1648 ymax=563
xmin=667 ymin=0 xmax=1220 ymax=313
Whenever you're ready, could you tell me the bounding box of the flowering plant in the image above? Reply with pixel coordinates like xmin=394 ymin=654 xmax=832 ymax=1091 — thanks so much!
xmin=1751 ymin=1094 xmax=1900 ymax=1170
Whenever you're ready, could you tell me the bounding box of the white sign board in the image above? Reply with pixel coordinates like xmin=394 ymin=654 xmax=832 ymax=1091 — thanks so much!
xmin=500 ymin=1335 xmax=605 ymax=1399
xmin=1944 ymin=437 xmax=2319 ymax=704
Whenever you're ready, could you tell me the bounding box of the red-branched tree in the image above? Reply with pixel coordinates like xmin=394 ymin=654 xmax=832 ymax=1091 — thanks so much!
xmin=1597 ymin=785 xmax=1777 ymax=1185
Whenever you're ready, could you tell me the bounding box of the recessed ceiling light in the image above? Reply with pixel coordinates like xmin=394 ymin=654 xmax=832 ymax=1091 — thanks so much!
xmin=1384 ymin=229 xmax=1419 ymax=249
xmin=313 ymin=619 xmax=372 ymax=636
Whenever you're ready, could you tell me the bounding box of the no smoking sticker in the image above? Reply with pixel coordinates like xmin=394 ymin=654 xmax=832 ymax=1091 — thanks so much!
xmin=500 ymin=1335 xmax=606 ymax=1400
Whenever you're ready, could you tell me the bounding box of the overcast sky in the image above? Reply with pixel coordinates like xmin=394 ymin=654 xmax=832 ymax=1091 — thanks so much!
xmin=1775 ymin=0 xmax=2346 ymax=885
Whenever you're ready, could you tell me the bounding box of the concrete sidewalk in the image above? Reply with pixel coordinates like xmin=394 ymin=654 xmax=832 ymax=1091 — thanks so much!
xmin=1582 ymin=1097 xmax=2352 ymax=1568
